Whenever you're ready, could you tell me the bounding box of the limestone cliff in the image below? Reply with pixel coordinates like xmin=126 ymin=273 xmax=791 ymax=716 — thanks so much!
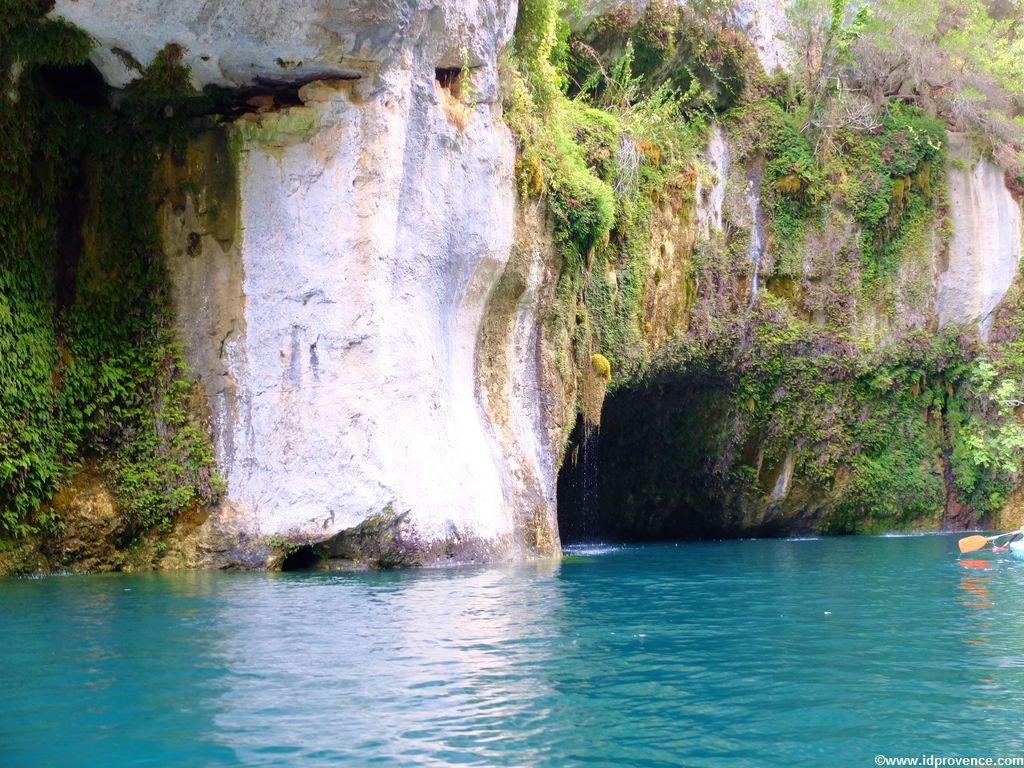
xmin=3 ymin=0 xmax=1024 ymax=575
xmin=574 ymin=107 xmax=1024 ymax=536
xmin=56 ymin=0 xmax=566 ymax=566
xmin=938 ymin=134 xmax=1023 ymax=342
xmin=552 ymin=3 xmax=1024 ymax=540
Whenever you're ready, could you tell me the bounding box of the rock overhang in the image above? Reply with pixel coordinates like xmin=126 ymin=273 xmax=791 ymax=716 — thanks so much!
xmin=48 ymin=0 xmax=516 ymax=90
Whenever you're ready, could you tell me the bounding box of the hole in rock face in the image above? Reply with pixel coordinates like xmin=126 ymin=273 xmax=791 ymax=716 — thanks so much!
xmin=280 ymin=545 xmax=321 ymax=571
xmin=434 ymin=67 xmax=462 ymax=94
xmin=230 ymin=71 xmax=360 ymax=115
xmin=556 ymin=368 xmax=754 ymax=543
xmin=186 ymin=232 xmax=202 ymax=257
xmin=38 ymin=62 xmax=109 ymax=107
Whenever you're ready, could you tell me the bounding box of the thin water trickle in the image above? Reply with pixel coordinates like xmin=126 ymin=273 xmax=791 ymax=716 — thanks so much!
xmin=580 ymin=423 xmax=600 ymax=542
xmin=747 ymin=164 xmax=765 ymax=307
xmin=3 ymin=536 xmax=1024 ymax=766
xmin=697 ymin=124 xmax=729 ymax=239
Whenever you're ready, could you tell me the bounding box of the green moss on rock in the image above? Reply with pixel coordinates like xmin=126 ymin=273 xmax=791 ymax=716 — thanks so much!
xmin=1 ymin=8 xmax=222 ymax=548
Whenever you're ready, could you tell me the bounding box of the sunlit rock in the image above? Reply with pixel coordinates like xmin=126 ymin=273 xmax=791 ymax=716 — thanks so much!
xmin=59 ymin=0 xmax=562 ymax=564
xmin=938 ymin=133 xmax=1023 ymax=341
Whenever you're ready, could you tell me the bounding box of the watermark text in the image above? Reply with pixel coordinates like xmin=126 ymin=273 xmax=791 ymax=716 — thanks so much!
xmin=875 ymin=756 xmax=1024 ymax=766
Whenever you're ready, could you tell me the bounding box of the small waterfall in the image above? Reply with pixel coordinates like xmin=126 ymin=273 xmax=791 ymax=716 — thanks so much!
xmin=556 ymin=416 xmax=605 ymax=545
xmin=770 ymin=450 xmax=795 ymax=502
xmin=580 ymin=423 xmax=601 ymax=542
xmin=747 ymin=164 xmax=766 ymax=306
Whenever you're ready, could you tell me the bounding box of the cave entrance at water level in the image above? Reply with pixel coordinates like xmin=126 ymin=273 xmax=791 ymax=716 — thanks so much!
xmin=555 ymin=371 xmax=762 ymax=545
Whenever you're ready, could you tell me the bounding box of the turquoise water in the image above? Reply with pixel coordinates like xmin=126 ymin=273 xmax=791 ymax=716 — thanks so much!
xmin=3 ymin=535 xmax=1024 ymax=766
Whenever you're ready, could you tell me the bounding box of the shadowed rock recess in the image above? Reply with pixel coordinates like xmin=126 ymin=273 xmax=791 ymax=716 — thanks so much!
xmin=1 ymin=0 xmax=1023 ymax=572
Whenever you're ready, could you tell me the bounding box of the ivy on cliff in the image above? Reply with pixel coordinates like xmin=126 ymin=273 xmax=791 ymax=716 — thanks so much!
xmin=1 ymin=6 xmax=223 ymax=536
xmin=695 ymin=99 xmax=1013 ymax=531
xmin=508 ymin=0 xmax=729 ymax=395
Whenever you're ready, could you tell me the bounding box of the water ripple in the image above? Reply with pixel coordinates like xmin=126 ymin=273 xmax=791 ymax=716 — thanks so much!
xmin=2 ymin=536 xmax=1024 ymax=766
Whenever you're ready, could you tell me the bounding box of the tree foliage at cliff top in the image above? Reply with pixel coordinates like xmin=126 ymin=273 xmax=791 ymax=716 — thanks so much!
xmin=789 ymin=0 xmax=1024 ymax=174
xmin=508 ymin=0 xmax=738 ymax=388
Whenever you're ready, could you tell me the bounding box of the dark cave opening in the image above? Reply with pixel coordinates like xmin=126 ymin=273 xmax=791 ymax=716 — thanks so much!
xmin=36 ymin=65 xmax=107 ymax=314
xmin=280 ymin=545 xmax=322 ymax=571
xmin=37 ymin=61 xmax=109 ymax=108
xmin=556 ymin=367 xmax=761 ymax=544
xmin=434 ymin=67 xmax=463 ymax=94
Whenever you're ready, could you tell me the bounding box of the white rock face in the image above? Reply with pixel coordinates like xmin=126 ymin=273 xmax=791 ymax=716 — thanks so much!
xmin=73 ymin=0 xmax=562 ymax=562
xmin=51 ymin=0 xmax=511 ymax=89
xmin=696 ymin=123 xmax=729 ymax=239
xmin=939 ymin=134 xmax=1023 ymax=341
xmin=733 ymin=0 xmax=790 ymax=73
xmin=216 ymin=86 xmax=516 ymax=546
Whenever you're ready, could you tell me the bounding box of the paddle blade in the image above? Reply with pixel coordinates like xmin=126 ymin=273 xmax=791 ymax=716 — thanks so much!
xmin=959 ymin=535 xmax=991 ymax=553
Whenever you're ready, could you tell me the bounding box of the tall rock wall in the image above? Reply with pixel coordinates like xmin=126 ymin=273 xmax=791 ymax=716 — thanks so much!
xmin=938 ymin=134 xmax=1023 ymax=341
xmin=59 ymin=0 xmax=563 ymax=565
xmin=34 ymin=0 xmax=1024 ymax=558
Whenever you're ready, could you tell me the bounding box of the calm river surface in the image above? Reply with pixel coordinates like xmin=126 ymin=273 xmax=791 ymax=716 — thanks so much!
xmin=2 ymin=535 xmax=1024 ymax=766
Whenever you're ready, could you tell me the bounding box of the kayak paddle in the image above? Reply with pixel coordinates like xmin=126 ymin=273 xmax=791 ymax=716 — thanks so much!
xmin=958 ymin=529 xmax=1023 ymax=553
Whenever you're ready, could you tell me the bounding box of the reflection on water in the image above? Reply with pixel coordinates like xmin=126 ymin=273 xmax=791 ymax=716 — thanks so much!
xmin=958 ymin=551 xmax=1024 ymax=698
xmin=211 ymin=562 xmax=565 ymax=765
xmin=959 ymin=561 xmax=993 ymax=653
xmin=2 ymin=536 xmax=1024 ymax=766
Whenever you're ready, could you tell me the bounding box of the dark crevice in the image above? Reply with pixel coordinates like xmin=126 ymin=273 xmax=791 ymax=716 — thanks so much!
xmin=34 ymin=59 xmax=361 ymax=123
xmin=54 ymin=159 xmax=86 ymax=313
xmin=40 ymin=64 xmax=105 ymax=318
xmin=939 ymin=391 xmax=980 ymax=530
xmin=434 ymin=67 xmax=462 ymax=94
xmin=230 ymin=72 xmax=360 ymax=114
xmin=280 ymin=545 xmax=322 ymax=571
